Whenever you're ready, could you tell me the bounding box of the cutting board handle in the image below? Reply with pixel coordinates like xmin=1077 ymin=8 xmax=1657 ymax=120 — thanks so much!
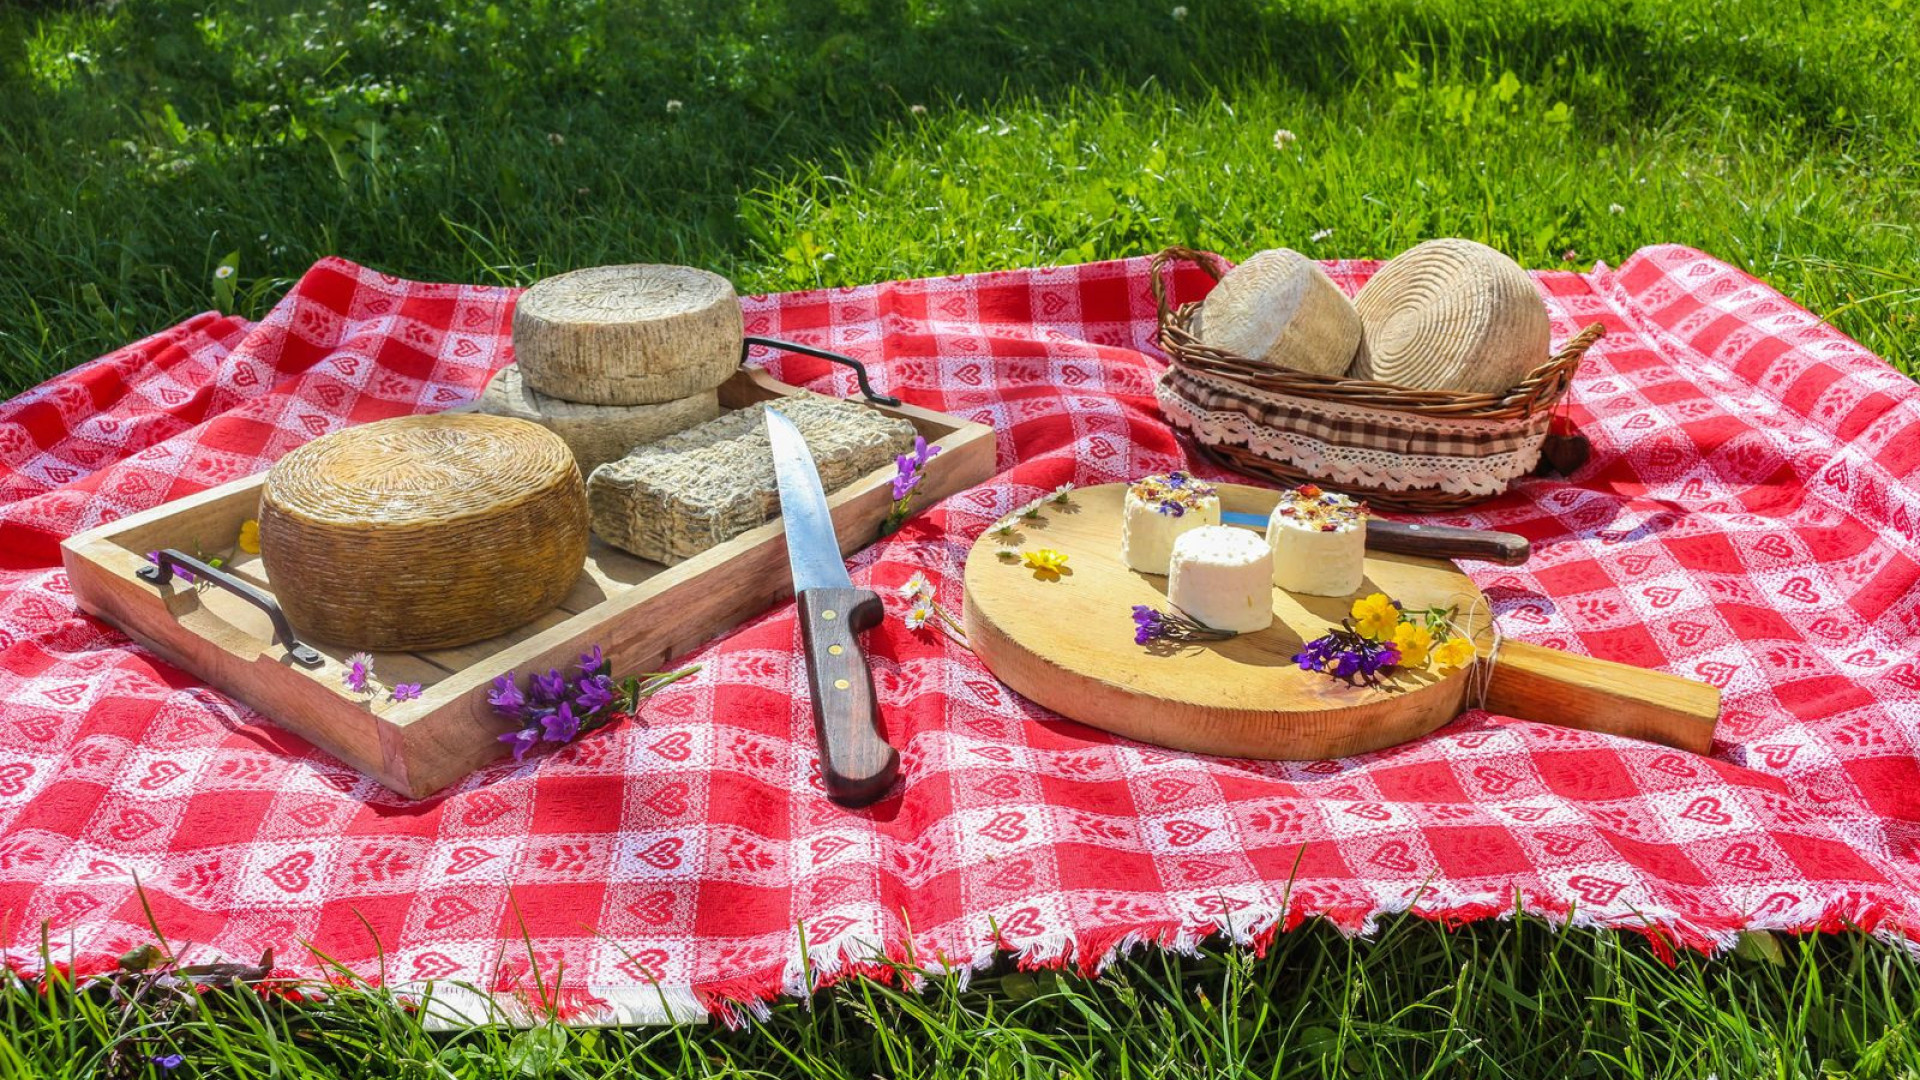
xmin=1482 ymin=640 xmax=1720 ymax=754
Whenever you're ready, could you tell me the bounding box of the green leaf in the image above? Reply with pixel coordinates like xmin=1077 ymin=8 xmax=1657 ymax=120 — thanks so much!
xmin=1734 ymin=930 xmax=1786 ymax=966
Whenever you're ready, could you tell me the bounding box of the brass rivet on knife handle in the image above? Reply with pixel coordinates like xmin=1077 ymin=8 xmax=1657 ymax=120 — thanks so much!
xmin=798 ymin=588 xmax=897 ymax=807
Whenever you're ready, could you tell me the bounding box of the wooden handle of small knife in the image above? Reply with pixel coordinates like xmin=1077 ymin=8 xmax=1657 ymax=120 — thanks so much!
xmin=797 ymin=587 xmax=898 ymax=807
xmin=1367 ymin=520 xmax=1531 ymax=566
xmin=1482 ymin=640 xmax=1721 ymax=754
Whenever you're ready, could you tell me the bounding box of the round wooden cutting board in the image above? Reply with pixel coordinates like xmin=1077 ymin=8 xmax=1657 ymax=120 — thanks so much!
xmin=961 ymin=482 xmax=1494 ymax=760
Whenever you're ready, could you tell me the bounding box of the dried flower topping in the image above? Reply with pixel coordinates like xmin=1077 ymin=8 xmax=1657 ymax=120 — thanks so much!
xmin=1129 ymin=471 xmax=1218 ymax=518
xmin=1271 ymin=483 xmax=1367 ymax=533
xmin=389 ymin=682 xmax=422 ymax=703
xmin=1048 ymin=483 xmax=1077 ymax=506
xmin=237 ymin=519 xmax=261 ymax=554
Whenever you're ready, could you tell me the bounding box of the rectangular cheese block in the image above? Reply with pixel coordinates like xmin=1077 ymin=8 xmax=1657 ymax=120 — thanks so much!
xmin=587 ymin=394 xmax=918 ymax=564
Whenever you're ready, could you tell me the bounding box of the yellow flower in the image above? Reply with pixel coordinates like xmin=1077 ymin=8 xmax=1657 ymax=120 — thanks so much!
xmin=1391 ymin=621 xmax=1433 ymax=668
xmin=1351 ymin=593 xmax=1399 ymax=640
xmin=237 ymin=518 xmax=261 ymax=554
xmin=1431 ymin=636 xmax=1477 ymax=671
xmin=1023 ymin=548 xmax=1070 ymax=579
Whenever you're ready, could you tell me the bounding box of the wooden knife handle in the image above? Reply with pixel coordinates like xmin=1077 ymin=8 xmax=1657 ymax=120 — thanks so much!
xmin=1482 ymin=640 xmax=1721 ymax=754
xmin=1367 ymin=520 xmax=1530 ymax=566
xmin=797 ymin=587 xmax=898 ymax=807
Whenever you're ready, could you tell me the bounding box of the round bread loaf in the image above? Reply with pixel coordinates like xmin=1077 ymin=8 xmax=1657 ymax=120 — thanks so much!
xmin=1349 ymin=239 xmax=1550 ymax=394
xmin=1195 ymin=248 xmax=1361 ymax=376
xmin=513 ymin=264 xmax=743 ymax=406
xmin=475 ymin=363 xmax=722 ymax=475
xmin=258 ymin=414 xmax=588 ymax=651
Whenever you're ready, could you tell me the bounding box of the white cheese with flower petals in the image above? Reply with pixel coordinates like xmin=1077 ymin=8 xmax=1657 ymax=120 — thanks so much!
xmin=1268 ymin=485 xmax=1368 ymax=597
xmin=1120 ymin=471 xmax=1221 ymax=575
xmin=1167 ymin=526 xmax=1274 ymax=634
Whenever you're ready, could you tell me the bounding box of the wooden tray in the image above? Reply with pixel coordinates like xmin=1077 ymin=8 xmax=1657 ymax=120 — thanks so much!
xmin=61 ymin=369 xmax=996 ymax=798
xmin=963 ymin=483 xmax=1720 ymax=760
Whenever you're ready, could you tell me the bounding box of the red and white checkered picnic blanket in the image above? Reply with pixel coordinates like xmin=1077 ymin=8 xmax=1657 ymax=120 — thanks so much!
xmin=2 ymin=249 xmax=1917 ymax=1022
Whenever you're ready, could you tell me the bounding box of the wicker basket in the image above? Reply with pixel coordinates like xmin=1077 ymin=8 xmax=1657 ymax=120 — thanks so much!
xmin=258 ymin=414 xmax=589 ymax=651
xmin=1150 ymin=246 xmax=1602 ymax=512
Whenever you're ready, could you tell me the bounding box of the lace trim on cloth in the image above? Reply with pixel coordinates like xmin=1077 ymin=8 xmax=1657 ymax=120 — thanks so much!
xmin=1157 ymin=382 xmax=1546 ymax=496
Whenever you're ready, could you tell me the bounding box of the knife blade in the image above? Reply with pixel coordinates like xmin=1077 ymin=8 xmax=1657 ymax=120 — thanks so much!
xmin=1219 ymin=510 xmax=1530 ymax=566
xmin=767 ymin=407 xmax=898 ymax=808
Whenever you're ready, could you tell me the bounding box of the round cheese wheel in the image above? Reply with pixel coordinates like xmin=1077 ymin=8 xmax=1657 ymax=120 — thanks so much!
xmin=475 ymin=363 xmax=721 ymax=475
xmin=1349 ymin=239 xmax=1550 ymax=394
xmin=1195 ymin=248 xmax=1361 ymax=376
xmin=513 ymin=264 xmax=744 ymax=406
xmin=258 ymin=415 xmax=588 ymax=650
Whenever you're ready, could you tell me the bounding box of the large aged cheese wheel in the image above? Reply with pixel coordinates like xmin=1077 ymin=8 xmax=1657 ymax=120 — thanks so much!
xmin=1349 ymin=239 xmax=1550 ymax=394
xmin=258 ymin=414 xmax=589 ymax=651
xmin=513 ymin=264 xmax=744 ymax=406
xmin=475 ymin=363 xmax=721 ymax=475
xmin=1195 ymin=248 xmax=1362 ymax=376
xmin=588 ymin=394 xmax=916 ymax=564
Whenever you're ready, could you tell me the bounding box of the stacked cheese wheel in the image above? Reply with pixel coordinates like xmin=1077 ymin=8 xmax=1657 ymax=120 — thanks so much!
xmin=476 ymin=264 xmax=742 ymax=475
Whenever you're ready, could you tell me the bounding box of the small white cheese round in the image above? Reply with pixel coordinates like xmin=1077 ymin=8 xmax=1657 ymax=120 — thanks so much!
xmin=1120 ymin=472 xmax=1222 ymax=575
xmin=1167 ymin=526 xmax=1274 ymax=634
xmin=1268 ymin=488 xmax=1368 ymax=597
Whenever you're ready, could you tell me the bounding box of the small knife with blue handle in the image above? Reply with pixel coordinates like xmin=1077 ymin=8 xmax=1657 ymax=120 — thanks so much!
xmin=1219 ymin=510 xmax=1530 ymax=566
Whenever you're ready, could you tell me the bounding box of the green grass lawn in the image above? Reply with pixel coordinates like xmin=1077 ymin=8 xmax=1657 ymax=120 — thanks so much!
xmin=4 ymin=0 xmax=1920 ymax=1075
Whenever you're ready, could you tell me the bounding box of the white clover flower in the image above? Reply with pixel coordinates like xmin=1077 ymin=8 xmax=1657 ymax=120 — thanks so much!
xmin=1609 ymin=203 xmax=1625 ymax=215
xmin=1171 ymin=5 xmax=1189 ymax=18
xmin=909 ymin=104 xmax=927 ymax=116
xmin=898 ymin=571 xmax=933 ymax=601
xmin=547 ymin=132 xmax=565 ymax=146
xmin=1310 ymin=228 xmax=1334 ymax=243
xmin=666 ymin=99 xmax=684 ymax=114
xmin=1272 ymin=129 xmax=1297 ymax=151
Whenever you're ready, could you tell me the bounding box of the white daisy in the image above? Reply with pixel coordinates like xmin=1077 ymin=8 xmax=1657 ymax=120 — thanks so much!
xmin=1049 ymin=482 xmax=1076 ymax=504
xmin=213 ymin=265 xmax=235 ymax=280
xmin=904 ymin=600 xmax=935 ymax=631
xmin=897 ymin=571 xmax=933 ymax=601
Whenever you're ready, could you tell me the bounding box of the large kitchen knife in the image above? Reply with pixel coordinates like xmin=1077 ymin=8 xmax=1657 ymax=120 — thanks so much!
xmin=766 ymin=407 xmax=899 ymax=808
xmin=1220 ymin=510 xmax=1530 ymax=566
